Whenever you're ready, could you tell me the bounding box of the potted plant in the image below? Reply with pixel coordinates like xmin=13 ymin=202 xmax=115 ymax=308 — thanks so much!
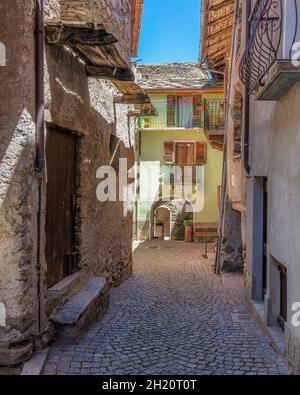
xmin=183 ymin=219 xmax=193 ymax=242
xmin=156 ymin=220 xmax=164 ymax=240
xmin=195 ymin=100 xmax=204 ymax=111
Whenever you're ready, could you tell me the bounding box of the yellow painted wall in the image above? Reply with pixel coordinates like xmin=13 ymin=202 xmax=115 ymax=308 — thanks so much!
xmin=137 ymin=129 xmax=223 ymax=223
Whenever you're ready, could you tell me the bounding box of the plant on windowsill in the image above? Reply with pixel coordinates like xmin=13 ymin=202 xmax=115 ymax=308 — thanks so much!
xmin=183 ymin=219 xmax=193 ymax=243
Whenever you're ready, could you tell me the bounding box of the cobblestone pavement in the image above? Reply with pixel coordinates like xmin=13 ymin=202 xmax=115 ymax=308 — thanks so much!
xmin=43 ymin=241 xmax=290 ymax=375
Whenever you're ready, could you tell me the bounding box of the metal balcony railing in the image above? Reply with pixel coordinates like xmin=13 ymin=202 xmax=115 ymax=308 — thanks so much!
xmin=204 ymin=99 xmax=225 ymax=132
xmin=239 ymin=0 xmax=300 ymax=92
xmin=139 ymin=107 xmax=203 ymax=129
xmin=138 ymin=99 xmax=225 ymax=131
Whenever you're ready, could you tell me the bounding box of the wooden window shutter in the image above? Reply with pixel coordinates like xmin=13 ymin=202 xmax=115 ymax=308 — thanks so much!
xmin=163 ymin=141 xmax=175 ymax=164
xmin=195 ymin=142 xmax=206 ymax=164
xmin=167 ymin=96 xmax=177 ymax=126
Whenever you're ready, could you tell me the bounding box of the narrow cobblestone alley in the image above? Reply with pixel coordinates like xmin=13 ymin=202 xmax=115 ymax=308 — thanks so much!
xmin=42 ymin=241 xmax=289 ymax=375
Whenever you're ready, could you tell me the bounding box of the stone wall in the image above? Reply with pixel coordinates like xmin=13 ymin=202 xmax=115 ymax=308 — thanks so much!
xmin=44 ymin=0 xmax=132 ymax=64
xmin=221 ymin=197 xmax=244 ymax=273
xmin=0 ymin=0 xmax=41 ymax=366
xmin=0 ymin=0 xmax=135 ymax=367
xmin=44 ymin=43 xmax=134 ymax=287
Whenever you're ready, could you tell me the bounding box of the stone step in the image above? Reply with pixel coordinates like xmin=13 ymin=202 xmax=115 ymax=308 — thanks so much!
xmin=50 ymin=277 xmax=109 ymax=343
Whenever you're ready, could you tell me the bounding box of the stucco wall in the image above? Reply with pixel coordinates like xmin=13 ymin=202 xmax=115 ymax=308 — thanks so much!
xmin=246 ymin=83 xmax=300 ymax=372
xmin=223 ymin=0 xmax=300 ymax=372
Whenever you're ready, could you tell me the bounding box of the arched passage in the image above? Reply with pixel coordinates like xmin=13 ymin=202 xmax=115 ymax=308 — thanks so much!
xmin=151 ymin=199 xmax=193 ymax=241
xmin=154 ymin=206 xmax=171 ymax=239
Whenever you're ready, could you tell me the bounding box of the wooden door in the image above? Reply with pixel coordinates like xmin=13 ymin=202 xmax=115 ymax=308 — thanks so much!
xmin=45 ymin=128 xmax=78 ymax=288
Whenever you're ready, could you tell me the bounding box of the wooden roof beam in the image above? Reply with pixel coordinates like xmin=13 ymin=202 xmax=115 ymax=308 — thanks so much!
xmin=114 ymin=94 xmax=151 ymax=105
xmin=86 ymin=65 xmax=135 ymax=81
xmin=208 ymin=0 xmax=234 ymax=11
xmin=45 ymin=25 xmax=117 ymax=46
xmin=207 ymin=13 xmax=233 ymax=28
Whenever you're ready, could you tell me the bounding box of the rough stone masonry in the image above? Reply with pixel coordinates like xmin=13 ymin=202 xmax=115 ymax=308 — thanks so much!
xmin=0 ymin=0 xmax=135 ymax=367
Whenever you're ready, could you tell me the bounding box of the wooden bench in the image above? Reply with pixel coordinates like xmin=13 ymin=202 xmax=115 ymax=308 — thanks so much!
xmin=193 ymin=223 xmax=219 ymax=240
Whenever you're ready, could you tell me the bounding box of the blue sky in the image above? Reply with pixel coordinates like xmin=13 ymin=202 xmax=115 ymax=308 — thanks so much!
xmin=135 ymin=0 xmax=201 ymax=64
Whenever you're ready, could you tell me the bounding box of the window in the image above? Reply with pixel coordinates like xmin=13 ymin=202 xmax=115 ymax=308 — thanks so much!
xmin=163 ymin=141 xmax=206 ymax=186
xmin=167 ymin=95 xmax=203 ymax=128
xmin=175 ymin=142 xmax=194 ymax=165
xmin=163 ymin=141 xmax=206 ymax=165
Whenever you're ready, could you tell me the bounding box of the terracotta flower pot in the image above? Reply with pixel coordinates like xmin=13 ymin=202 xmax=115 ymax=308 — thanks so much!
xmin=184 ymin=225 xmax=193 ymax=242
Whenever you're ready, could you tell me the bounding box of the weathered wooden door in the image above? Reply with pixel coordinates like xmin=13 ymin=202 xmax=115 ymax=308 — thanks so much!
xmin=45 ymin=128 xmax=77 ymax=288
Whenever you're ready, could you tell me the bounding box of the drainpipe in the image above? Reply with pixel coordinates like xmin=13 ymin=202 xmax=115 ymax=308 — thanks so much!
xmin=244 ymin=0 xmax=251 ymax=175
xmin=35 ymin=0 xmax=45 ymax=333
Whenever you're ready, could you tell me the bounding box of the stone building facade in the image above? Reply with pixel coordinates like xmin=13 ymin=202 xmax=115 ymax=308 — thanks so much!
xmin=210 ymin=0 xmax=300 ymax=374
xmin=0 ymin=0 xmax=145 ymax=367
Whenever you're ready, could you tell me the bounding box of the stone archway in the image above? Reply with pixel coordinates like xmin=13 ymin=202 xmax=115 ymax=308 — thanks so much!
xmin=155 ymin=206 xmax=171 ymax=239
xmin=151 ymin=199 xmax=193 ymax=241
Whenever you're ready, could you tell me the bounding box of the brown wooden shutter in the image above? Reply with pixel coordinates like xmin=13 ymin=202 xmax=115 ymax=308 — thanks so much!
xmin=195 ymin=142 xmax=206 ymax=164
xmin=167 ymin=96 xmax=176 ymax=127
xmin=163 ymin=141 xmax=175 ymax=164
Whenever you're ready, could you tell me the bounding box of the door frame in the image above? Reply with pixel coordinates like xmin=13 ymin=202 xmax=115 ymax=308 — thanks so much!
xmin=45 ymin=124 xmax=81 ymax=288
xmin=153 ymin=205 xmax=171 ymax=240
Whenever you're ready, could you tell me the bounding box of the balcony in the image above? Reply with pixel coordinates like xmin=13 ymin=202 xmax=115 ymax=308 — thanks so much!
xmin=139 ymin=108 xmax=203 ymax=129
xmin=239 ymin=0 xmax=300 ymax=100
xmin=204 ymin=99 xmax=225 ymax=132
xmin=138 ymin=99 xmax=225 ymax=132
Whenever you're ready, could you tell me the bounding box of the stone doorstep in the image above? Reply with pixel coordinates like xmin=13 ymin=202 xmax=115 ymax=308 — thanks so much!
xmin=47 ymin=272 xmax=82 ymax=317
xmin=20 ymin=348 xmax=50 ymax=376
xmin=50 ymin=277 xmax=109 ymax=343
xmin=247 ymin=300 xmax=286 ymax=357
